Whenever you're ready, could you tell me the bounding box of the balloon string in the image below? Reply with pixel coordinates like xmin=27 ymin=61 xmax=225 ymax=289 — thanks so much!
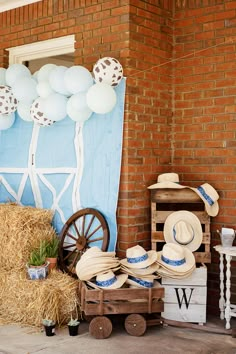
xmin=128 ymin=36 xmax=236 ymax=78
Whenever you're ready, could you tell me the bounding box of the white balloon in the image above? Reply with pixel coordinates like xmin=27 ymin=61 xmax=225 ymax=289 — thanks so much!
xmin=67 ymin=106 xmax=92 ymax=122
xmin=0 ymin=68 xmax=6 ymax=85
xmin=0 ymin=85 xmax=18 ymax=115
xmin=64 ymin=66 xmax=93 ymax=94
xmin=43 ymin=93 xmax=68 ymax=121
xmin=5 ymin=64 xmax=31 ymax=87
xmin=93 ymin=57 xmax=123 ymax=87
xmin=12 ymin=77 xmax=38 ymax=103
xmin=49 ymin=66 xmax=70 ymax=95
xmin=37 ymin=64 xmax=57 ymax=82
xmin=0 ymin=112 xmax=15 ymax=130
xmin=86 ymin=83 xmax=117 ymax=114
xmin=30 ymin=97 xmax=55 ymax=127
xmin=36 ymin=80 xmax=55 ymax=98
xmin=17 ymin=102 xmax=32 ymax=122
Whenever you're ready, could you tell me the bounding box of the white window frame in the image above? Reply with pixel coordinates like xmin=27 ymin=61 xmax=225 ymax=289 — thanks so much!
xmin=0 ymin=0 xmax=42 ymax=13
xmin=7 ymin=35 xmax=75 ymax=65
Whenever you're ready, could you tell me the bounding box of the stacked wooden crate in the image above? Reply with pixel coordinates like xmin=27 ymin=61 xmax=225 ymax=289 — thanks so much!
xmin=150 ymin=188 xmax=210 ymax=324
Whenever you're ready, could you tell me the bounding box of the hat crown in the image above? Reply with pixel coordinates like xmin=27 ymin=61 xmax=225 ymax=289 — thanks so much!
xmin=126 ymin=245 xmax=147 ymax=260
xmin=174 ymin=220 xmax=194 ymax=245
xmin=96 ymin=270 xmax=114 ymax=282
xmin=157 ymin=173 xmax=179 ymax=184
xmin=162 ymin=243 xmax=185 ymax=261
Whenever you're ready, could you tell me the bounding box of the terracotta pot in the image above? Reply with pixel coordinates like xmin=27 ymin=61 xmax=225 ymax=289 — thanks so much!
xmin=46 ymin=257 xmax=57 ymax=272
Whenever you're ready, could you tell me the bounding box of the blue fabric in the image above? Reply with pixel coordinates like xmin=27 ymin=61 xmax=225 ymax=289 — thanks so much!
xmin=161 ymin=255 xmax=186 ymax=266
xmin=0 ymin=78 xmax=126 ymax=251
xmin=128 ymin=276 xmax=153 ymax=288
xmin=197 ymin=186 xmax=214 ymax=206
xmin=127 ymin=253 xmax=148 ymax=264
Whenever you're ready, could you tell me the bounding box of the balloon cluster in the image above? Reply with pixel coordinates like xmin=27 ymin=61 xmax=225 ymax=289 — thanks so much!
xmin=0 ymin=57 xmax=123 ymax=130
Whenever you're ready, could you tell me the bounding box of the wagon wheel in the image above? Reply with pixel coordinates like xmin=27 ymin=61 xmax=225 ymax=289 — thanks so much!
xmin=89 ymin=316 xmax=113 ymax=339
xmin=58 ymin=208 xmax=109 ymax=276
xmin=124 ymin=314 xmax=147 ymax=336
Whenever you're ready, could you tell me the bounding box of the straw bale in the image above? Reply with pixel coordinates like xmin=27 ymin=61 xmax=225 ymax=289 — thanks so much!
xmin=0 ymin=270 xmax=80 ymax=328
xmin=0 ymin=203 xmax=56 ymax=271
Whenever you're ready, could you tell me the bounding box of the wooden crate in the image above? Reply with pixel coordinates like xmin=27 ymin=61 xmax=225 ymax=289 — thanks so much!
xmin=150 ymin=188 xmax=211 ymax=263
xmin=80 ymin=282 xmax=164 ymax=316
xmin=161 ymin=266 xmax=207 ymax=324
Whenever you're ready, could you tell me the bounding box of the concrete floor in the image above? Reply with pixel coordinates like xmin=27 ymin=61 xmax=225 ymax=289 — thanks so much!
xmin=0 ymin=317 xmax=235 ymax=354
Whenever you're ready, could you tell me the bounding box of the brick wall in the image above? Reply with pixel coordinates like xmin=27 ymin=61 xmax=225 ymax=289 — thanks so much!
xmin=173 ymin=0 xmax=236 ymax=314
xmin=0 ymin=0 xmax=235 ymax=314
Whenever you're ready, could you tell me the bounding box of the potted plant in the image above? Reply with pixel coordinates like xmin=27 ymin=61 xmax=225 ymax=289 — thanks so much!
xmin=42 ymin=319 xmax=56 ymax=336
xmin=45 ymin=236 xmax=60 ymax=272
xmin=67 ymin=317 xmax=80 ymax=336
xmin=26 ymin=240 xmax=49 ymax=280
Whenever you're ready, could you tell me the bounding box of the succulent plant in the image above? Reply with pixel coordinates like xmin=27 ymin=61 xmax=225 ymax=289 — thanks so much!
xmin=68 ymin=318 xmax=80 ymax=326
xmin=42 ymin=319 xmax=55 ymax=327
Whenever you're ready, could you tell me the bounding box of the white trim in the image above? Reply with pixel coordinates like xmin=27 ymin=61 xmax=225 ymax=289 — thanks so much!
xmin=0 ymin=0 xmax=41 ymax=13
xmin=7 ymin=35 xmax=75 ymax=64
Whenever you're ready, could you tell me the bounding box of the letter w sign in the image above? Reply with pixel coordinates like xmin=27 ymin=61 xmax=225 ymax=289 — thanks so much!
xmin=174 ymin=288 xmax=194 ymax=309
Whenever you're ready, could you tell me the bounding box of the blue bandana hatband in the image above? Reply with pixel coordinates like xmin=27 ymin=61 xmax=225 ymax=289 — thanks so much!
xmin=127 ymin=253 xmax=148 ymax=264
xmin=161 ymin=255 xmax=186 ymax=266
xmin=96 ymin=276 xmax=116 ymax=287
xmin=197 ymin=186 xmax=214 ymax=206
xmin=128 ymin=276 xmax=153 ymax=288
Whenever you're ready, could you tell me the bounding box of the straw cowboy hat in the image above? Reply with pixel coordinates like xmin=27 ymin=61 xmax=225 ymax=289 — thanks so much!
xmin=86 ymin=270 xmax=128 ymax=289
xmin=148 ymin=173 xmax=188 ymax=189
xmin=120 ymin=262 xmax=159 ymax=276
xmin=157 ymin=243 xmax=195 ymax=274
xmin=190 ymin=183 xmax=219 ymax=217
xmin=120 ymin=245 xmax=157 ymax=269
xmin=163 ymin=210 xmax=203 ymax=252
xmin=126 ymin=275 xmax=160 ymax=289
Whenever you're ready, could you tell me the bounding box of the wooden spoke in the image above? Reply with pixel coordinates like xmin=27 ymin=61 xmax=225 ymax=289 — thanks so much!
xmin=87 ymin=237 xmax=104 ymax=244
xmin=58 ymin=208 xmax=110 ymax=276
xmin=72 ymin=221 xmax=81 ymax=238
xmin=84 ymin=214 xmax=95 ymax=238
xmin=86 ymin=224 xmax=102 ymax=240
xmin=66 ymin=231 xmax=78 ymax=242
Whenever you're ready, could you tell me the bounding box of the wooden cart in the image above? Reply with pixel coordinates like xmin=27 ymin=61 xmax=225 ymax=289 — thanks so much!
xmin=80 ymin=281 xmax=164 ymax=339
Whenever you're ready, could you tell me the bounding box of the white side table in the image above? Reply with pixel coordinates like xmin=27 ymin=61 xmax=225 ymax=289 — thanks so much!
xmin=214 ymin=245 xmax=236 ymax=329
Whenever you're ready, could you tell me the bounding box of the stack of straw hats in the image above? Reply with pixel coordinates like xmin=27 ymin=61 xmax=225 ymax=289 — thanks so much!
xmin=120 ymin=245 xmax=160 ymax=288
xmin=75 ymin=246 xmax=120 ymax=283
xmin=156 ymin=243 xmax=196 ymax=279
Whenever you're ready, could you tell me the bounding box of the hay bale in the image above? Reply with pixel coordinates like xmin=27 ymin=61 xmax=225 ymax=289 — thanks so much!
xmin=0 ymin=203 xmax=56 ymax=271
xmin=0 ymin=270 xmax=80 ymax=327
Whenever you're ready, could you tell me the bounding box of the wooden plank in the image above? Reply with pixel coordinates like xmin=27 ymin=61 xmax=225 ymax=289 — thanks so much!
xmin=151 ymin=232 xmax=210 ymax=244
xmin=162 ymin=303 xmax=206 ymax=323
xmin=83 ymin=301 xmax=164 ymax=316
xmin=82 ymin=286 xmax=164 ymax=302
xmin=194 ymin=252 xmax=211 ymax=263
xmin=151 ymin=188 xmax=202 ymax=203
xmin=151 ymin=209 xmax=210 ymax=223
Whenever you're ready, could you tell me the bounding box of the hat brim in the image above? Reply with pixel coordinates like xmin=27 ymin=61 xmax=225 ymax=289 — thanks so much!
xmin=190 ymin=187 xmax=219 ymax=217
xmin=157 ymin=246 xmax=195 ymax=273
xmin=86 ymin=273 xmax=128 ymax=289
xmin=120 ymin=250 xmax=157 ymax=269
xmin=148 ymin=182 xmax=187 ymax=189
xmin=120 ymin=262 xmax=159 ymax=275
xmin=163 ymin=210 xmax=203 ymax=252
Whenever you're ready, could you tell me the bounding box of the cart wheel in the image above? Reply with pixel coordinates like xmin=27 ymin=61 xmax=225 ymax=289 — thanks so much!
xmin=124 ymin=314 xmax=147 ymax=336
xmin=89 ymin=316 xmax=113 ymax=339
xmin=58 ymin=208 xmax=109 ymax=276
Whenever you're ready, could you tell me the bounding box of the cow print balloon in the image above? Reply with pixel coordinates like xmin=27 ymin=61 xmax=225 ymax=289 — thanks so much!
xmin=30 ymin=97 xmax=55 ymax=127
xmin=0 ymin=85 xmax=18 ymax=115
xmin=93 ymin=57 xmax=123 ymax=87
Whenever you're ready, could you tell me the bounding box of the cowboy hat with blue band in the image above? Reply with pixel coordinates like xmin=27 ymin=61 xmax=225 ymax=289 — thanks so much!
xmin=157 ymin=243 xmax=195 ymax=273
xmin=120 ymin=245 xmax=157 ymax=269
xmin=163 ymin=210 xmax=203 ymax=252
xmin=87 ymin=270 xmax=128 ymax=289
xmin=148 ymin=173 xmax=189 ymax=189
xmin=190 ymin=183 xmax=219 ymax=217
